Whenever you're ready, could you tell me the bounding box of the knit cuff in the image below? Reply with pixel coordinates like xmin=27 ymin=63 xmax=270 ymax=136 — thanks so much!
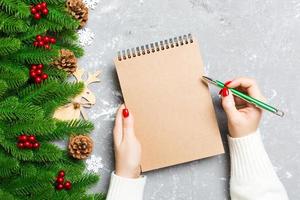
xmin=228 ymin=130 xmax=277 ymax=180
xmin=106 ymin=172 xmax=146 ymax=200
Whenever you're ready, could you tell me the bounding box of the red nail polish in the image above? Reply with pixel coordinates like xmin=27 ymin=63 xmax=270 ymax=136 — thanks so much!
xmin=224 ymin=80 xmax=232 ymax=87
xmin=122 ymin=108 xmax=129 ymax=118
xmin=219 ymin=89 xmax=223 ymax=95
xmin=222 ymin=88 xmax=229 ymax=97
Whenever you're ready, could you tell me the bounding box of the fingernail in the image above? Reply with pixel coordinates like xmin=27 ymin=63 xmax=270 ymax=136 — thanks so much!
xmin=219 ymin=89 xmax=223 ymax=95
xmin=221 ymin=88 xmax=229 ymax=97
xmin=224 ymin=80 xmax=232 ymax=87
xmin=122 ymin=108 xmax=129 ymax=118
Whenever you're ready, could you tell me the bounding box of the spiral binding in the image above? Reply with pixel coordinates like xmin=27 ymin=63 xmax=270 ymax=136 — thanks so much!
xmin=117 ymin=33 xmax=193 ymax=61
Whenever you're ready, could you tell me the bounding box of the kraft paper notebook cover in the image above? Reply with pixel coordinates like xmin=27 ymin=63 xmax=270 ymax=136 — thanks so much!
xmin=114 ymin=34 xmax=224 ymax=172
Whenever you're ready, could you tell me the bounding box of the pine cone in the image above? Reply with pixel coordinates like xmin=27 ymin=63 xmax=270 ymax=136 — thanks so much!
xmin=53 ymin=49 xmax=77 ymax=74
xmin=68 ymin=135 xmax=93 ymax=159
xmin=66 ymin=0 xmax=88 ymax=28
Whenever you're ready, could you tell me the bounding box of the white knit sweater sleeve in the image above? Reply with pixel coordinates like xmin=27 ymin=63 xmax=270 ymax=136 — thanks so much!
xmin=228 ymin=130 xmax=289 ymax=200
xmin=106 ymin=172 xmax=146 ymax=200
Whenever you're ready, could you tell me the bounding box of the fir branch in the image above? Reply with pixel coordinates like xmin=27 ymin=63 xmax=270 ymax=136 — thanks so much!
xmin=0 ymin=61 xmax=28 ymax=89
xmin=32 ymin=143 xmax=62 ymax=162
xmin=18 ymin=80 xmax=84 ymax=105
xmin=41 ymin=96 xmax=70 ymax=117
xmin=11 ymin=46 xmax=59 ymax=64
xmin=46 ymin=5 xmax=79 ymax=30
xmin=0 ymin=38 xmax=21 ymax=56
xmin=0 ymin=97 xmax=44 ymax=122
xmin=0 ymin=80 xmax=8 ymax=98
xmin=71 ymin=173 xmax=99 ymax=190
xmin=0 ymin=150 xmax=19 ymax=177
xmin=24 ymin=0 xmax=65 ymax=5
xmin=0 ymin=189 xmax=14 ymax=200
xmin=0 ymin=11 xmax=29 ymax=33
xmin=0 ymin=0 xmax=29 ymax=18
xmin=18 ymin=163 xmax=37 ymax=178
xmin=18 ymin=24 xmax=48 ymax=41
xmin=43 ymin=65 xmax=67 ymax=81
xmin=0 ymin=138 xmax=34 ymax=161
xmin=49 ymin=119 xmax=94 ymax=140
xmin=4 ymin=118 xmax=56 ymax=138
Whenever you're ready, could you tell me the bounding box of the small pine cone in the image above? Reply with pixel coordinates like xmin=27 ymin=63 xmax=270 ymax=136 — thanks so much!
xmin=66 ymin=0 xmax=88 ymax=28
xmin=53 ymin=49 xmax=77 ymax=74
xmin=68 ymin=135 xmax=93 ymax=159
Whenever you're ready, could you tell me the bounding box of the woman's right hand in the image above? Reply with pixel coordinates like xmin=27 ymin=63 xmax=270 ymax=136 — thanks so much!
xmin=220 ymin=77 xmax=265 ymax=138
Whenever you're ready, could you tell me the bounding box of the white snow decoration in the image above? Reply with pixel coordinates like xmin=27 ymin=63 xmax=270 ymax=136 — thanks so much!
xmin=86 ymin=155 xmax=104 ymax=173
xmin=83 ymin=0 xmax=100 ymax=10
xmin=77 ymin=28 xmax=95 ymax=47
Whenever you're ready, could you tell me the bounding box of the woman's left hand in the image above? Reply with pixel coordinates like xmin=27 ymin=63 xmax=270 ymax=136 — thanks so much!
xmin=113 ymin=104 xmax=142 ymax=178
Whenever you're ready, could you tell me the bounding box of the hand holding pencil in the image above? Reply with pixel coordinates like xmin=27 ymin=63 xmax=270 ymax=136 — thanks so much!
xmin=217 ymin=77 xmax=264 ymax=138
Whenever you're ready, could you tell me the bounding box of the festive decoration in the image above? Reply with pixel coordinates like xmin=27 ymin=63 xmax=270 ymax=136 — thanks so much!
xmin=53 ymin=68 xmax=101 ymax=120
xmin=86 ymin=155 xmax=104 ymax=173
xmin=17 ymin=134 xmax=40 ymax=149
xmin=77 ymin=28 xmax=95 ymax=47
xmin=0 ymin=1 xmax=105 ymax=199
xmin=33 ymin=35 xmax=56 ymax=50
xmin=52 ymin=49 xmax=77 ymax=74
xmin=83 ymin=0 xmax=100 ymax=10
xmin=68 ymin=135 xmax=93 ymax=159
xmin=66 ymin=0 xmax=89 ymax=28
xmin=30 ymin=2 xmax=49 ymax=20
xmin=54 ymin=170 xmax=73 ymax=190
xmin=29 ymin=64 xmax=48 ymax=84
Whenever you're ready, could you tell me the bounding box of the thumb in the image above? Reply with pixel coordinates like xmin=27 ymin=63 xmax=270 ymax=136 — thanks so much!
xmin=221 ymin=90 xmax=239 ymax=118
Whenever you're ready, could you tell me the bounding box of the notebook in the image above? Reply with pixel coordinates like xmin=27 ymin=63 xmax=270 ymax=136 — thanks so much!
xmin=114 ymin=34 xmax=224 ymax=172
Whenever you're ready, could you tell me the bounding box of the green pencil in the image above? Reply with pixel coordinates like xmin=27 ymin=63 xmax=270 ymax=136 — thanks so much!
xmin=202 ymin=76 xmax=284 ymax=117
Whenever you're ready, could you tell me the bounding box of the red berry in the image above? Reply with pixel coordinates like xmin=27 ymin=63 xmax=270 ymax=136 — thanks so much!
xmin=33 ymin=41 xmax=39 ymax=47
xmin=50 ymin=37 xmax=56 ymax=44
xmin=18 ymin=134 xmax=27 ymax=142
xmin=34 ymin=76 xmax=42 ymax=84
xmin=58 ymin=170 xmax=65 ymax=177
xmin=56 ymin=183 xmax=64 ymax=190
xmin=31 ymin=7 xmax=37 ymax=14
xmin=24 ymin=141 xmax=31 ymax=148
xmin=34 ymin=13 xmax=41 ymax=20
xmin=32 ymin=142 xmax=40 ymax=149
xmin=56 ymin=177 xmax=64 ymax=184
xmin=31 ymin=65 xmax=37 ymax=70
xmin=44 ymin=44 xmax=51 ymax=49
xmin=37 ymin=64 xmax=43 ymax=69
xmin=36 ymin=35 xmax=43 ymax=41
xmin=64 ymin=181 xmax=72 ymax=190
xmin=35 ymin=4 xmax=42 ymax=10
xmin=28 ymin=135 xmax=36 ymax=143
xmin=41 ymin=2 xmax=47 ymax=8
xmin=36 ymin=69 xmax=42 ymax=75
xmin=30 ymin=71 xmax=37 ymax=78
xmin=17 ymin=142 xmax=25 ymax=149
xmin=38 ymin=41 xmax=44 ymax=47
xmin=43 ymin=36 xmax=50 ymax=43
xmin=42 ymin=8 xmax=48 ymax=15
xmin=41 ymin=73 xmax=48 ymax=80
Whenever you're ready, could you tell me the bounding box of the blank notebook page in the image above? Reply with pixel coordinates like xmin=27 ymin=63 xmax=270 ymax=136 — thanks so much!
xmin=114 ymin=34 xmax=224 ymax=172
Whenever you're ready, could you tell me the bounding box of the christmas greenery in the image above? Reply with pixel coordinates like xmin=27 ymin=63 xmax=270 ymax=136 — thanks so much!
xmin=0 ymin=0 xmax=105 ymax=199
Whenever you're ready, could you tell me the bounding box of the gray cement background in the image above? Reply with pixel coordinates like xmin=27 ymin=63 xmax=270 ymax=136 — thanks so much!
xmin=80 ymin=0 xmax=300 ymax=199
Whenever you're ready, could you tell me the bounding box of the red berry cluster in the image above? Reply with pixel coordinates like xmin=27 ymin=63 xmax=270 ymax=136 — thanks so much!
xmin=55 ymin=170 xmax=72 ymax=190
xmin=33 ymin=35 xmax=56 ymax=50
xmin=30 ymin=2 xmax=49 ymax=20
xmin=30 ymin=64 xmax=48 ymax=84
xmin=17 ymin=134 xmax=40 ymax=149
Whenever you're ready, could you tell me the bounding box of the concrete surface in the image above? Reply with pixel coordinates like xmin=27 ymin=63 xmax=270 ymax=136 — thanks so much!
xmin=80 ymin=0 xmax=300 ymax=199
